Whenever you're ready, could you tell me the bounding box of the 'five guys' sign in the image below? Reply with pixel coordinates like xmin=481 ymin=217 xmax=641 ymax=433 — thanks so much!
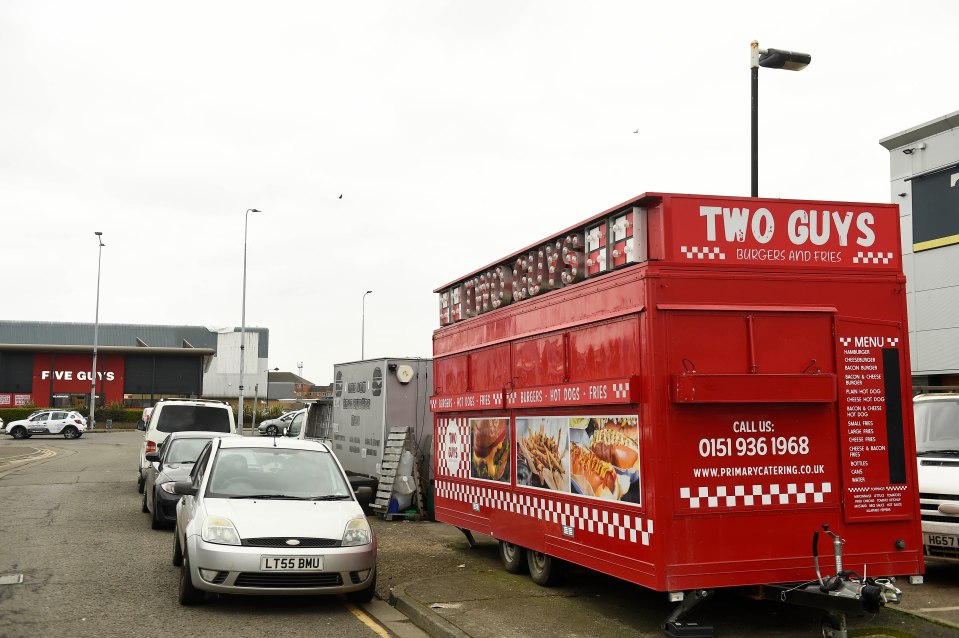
xmin=437 ymin=196 xmax=901 ymax=326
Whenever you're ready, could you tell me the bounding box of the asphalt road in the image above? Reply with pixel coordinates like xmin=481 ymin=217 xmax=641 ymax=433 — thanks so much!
xmin=1 ymin=432 xmax=957 ymax=638
xmin=0 ymin=431 xmax=418 ymax=638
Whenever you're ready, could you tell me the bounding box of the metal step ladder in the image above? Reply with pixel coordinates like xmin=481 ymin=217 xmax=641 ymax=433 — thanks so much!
xmin=372 ymin=426 xmax=424 ymax=520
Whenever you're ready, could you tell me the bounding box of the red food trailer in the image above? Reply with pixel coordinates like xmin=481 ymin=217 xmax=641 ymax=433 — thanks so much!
xmin=430 ymin=193 xmax=923 ymax=636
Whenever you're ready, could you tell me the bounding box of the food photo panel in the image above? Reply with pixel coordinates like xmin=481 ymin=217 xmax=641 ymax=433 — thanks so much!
xmin=515 ymin=417 xmax=570 ymax=492
xmin=568 ymin=416 xmax=640 ymax=505
xmin=469 ymin=417 xmax=511 ymax=482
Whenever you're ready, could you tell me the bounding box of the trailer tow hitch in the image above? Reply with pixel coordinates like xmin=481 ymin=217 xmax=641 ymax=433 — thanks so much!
xmin=812 ymin=524 xmax=902 ymax=611
xmin=767 ymin=524 xmax=903 ymax=638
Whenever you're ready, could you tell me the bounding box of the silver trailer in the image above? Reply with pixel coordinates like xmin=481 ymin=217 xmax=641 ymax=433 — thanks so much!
xmin=299 ymin=358 xmax=432 ymax=495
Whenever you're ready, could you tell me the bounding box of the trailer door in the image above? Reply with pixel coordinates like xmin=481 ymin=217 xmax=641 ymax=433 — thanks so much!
xmin=662 ymin=305 xmax=840 ymax=519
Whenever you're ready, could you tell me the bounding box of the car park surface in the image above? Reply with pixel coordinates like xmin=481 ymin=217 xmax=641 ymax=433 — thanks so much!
xmin=0 ymin=432 xmax=957 ymax=638
xmin=3 ymin=409 xmax=86 ymax=439
xmin=173 ymin=436 xmax=376 ymax=605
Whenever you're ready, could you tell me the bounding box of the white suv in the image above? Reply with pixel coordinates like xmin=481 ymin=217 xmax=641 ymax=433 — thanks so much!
xmin=914 ymin=393 xmax=959 ymax=562
xmin=5 ymin=410 xmax=87 ymax=439
xmin=137 ymin=399 xmax=235 ymax=493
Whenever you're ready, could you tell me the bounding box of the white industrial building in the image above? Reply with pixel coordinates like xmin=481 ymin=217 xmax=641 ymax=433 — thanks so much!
xmin=880 ymin=110 xmax=959 ymax=388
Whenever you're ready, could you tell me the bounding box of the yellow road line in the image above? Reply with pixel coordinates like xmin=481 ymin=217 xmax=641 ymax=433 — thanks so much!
xmin=345 ymin=602 xmax=391 ymax=638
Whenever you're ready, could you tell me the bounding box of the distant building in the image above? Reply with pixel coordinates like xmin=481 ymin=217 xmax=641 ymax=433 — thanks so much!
xmin=880 ymin=111 xmax=959 ymax=388
xmin=266 ymin=370 xmax=316 ymax=403
xmin=0 ymin=321 xmax=269 ymax=409
xmin=306 ymin=383 xmax=333 ymax=400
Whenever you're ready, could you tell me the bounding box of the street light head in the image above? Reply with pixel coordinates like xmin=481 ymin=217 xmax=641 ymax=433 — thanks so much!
xmin=758 ymin=48 xmax=811 ymax=71
xmin=250 ymin=208 xmax=261 ymax=212
xmin=95 ymin=231 xmax=103 ymax=236
xmin=366 ymin=290 xmax=373 ymax=294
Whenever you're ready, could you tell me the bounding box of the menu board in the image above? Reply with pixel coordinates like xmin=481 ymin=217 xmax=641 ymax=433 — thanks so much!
xmin=837 ymin=322 xmax=909 ymax=522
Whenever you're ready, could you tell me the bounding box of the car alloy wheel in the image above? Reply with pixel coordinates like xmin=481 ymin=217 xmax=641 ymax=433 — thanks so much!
xmin=11 ymin=427 xmax=26 ymax=440
xmin=62 ymin=426 xmax=79 ymax=439
xmin=172 ymin=532 xmax=183 ymax=566
xmin=178 ymin=549 xmax=205 ymax=605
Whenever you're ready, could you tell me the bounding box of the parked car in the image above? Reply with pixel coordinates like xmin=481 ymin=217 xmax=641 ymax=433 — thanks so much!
xmin=142 ymin=431 xmax=239 ymax=529
xmin=914 ymin=393 xmax=959 ymax=562
xmin=257 ymin=409 xmax=304 ymax=436
xmin=172 ymin=436 xmax=376 ymax=605
xmin=4 ymin=410 xmax=87 ymax=439
xmin=136 ymin=406 xmax=154 ymax=431
xmin=137 ymin=398 xmax=235 ymax=494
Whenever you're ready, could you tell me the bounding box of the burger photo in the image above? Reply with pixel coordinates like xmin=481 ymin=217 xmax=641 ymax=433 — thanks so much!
xmin=471 ymin=418 xmax=510 ymax=481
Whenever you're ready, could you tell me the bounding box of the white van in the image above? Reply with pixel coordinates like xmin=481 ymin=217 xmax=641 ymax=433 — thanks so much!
xmin=914 ymin=393 xmax=959 ymax=561
xmin=137 ymin=398 xmax=236 ymax=493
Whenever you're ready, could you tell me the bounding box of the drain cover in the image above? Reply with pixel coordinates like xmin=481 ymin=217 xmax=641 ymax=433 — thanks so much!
xmin=0 ymin=574 xmax=23 ymax=585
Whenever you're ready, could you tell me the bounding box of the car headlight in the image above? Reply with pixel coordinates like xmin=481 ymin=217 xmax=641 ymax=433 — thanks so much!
xmin=159 ymin=482 xmax=178 ymax=494
xmin=341 ymin=517 xmax=372 ymax=547
xmin=201 ymin=515 xmax=241 ymax=545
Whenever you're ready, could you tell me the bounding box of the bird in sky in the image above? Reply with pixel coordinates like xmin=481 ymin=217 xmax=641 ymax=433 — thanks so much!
xmin=633 ymin=129 xmax=639 ymax=134
xmin=338 ymin=194 xmax=343 ymax=199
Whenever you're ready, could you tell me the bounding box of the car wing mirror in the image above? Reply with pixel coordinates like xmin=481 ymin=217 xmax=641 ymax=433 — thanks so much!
xmin=136 ymin=420 xmax=146 ymax=431
xmin=145 ymin=451 xmax=161 ymax=463
xmin=353 ymin=485 xmax=373 ymax=502
xmin=172 ymin=481 xmax=198 ymax=496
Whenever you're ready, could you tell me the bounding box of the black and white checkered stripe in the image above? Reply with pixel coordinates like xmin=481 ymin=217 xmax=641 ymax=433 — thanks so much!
xmin=612 ymin=382 xmax=630 ymax=399
xmin=679 ymin=482 xmax=833 ymax=509
xmin=435 ymin=480 xmax=652 ymax=545
xmin=681 ymin=245 xmax=725 ymax=260
xmin=853 ymin=251 xmax=894 ymax=264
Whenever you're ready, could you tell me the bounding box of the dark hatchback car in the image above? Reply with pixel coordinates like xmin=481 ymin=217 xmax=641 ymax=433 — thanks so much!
xmin=142 ymin=431 xmax=238 ymax=529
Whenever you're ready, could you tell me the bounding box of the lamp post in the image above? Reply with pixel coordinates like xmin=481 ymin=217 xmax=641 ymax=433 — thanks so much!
xmin=239 ymin=208 xmax=261 ymax=435
xmin=361 ymin=290 xmax=373 ymax=360
xmin=89 ymin=232 xmax=105 ymax=429
xmin=751 ymin=41 xmax=811 ymax=197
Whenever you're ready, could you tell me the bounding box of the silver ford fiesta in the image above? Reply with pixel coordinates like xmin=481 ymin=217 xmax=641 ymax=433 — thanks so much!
xmin=172 ymin=437 xmax=376 ymax=605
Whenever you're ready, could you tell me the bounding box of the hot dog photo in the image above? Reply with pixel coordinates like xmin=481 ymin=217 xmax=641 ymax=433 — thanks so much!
xmin=569 ymin=416 xmax=640 ymax=504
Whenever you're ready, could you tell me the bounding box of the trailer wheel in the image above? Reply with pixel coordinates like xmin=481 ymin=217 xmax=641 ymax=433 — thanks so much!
xmin=820 ymin=612 xmax=845 ymax=638
xmin=527 ymin=550 xmax=563 ymax=586
xmin=498 ymin=540 xmax=527 ymax=574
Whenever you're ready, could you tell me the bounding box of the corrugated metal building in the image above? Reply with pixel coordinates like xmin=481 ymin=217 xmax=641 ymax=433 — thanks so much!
xmin=0 ymin=321 xmax=269 ymax=409
xmin=880 ymin=110 xmax=959 ymax=387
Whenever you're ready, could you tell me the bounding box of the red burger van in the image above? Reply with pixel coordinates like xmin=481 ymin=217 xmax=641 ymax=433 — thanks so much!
xmin=430 ymin=193 xmax=923 ymax=634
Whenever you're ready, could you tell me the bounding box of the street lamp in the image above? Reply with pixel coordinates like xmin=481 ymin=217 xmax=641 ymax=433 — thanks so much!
xmin=239 ymin=208 xmax=261 ymax=434
xmin=361 ymin=290 xmax=373 ymax=360
xmin=89 ymin=231 xmax=105 ymax=429
xmin=751 ymin=40 xmax=811 ymax=197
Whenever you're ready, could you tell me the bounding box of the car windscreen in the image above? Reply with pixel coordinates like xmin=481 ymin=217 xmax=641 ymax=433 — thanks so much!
xmin=165 ymin=438 xmax=213 ymax=464
xmin=915 ymin=399 xmax=959 ymax=453
xmin=206 ymin=448 xmax=351 ymax=500
xmin=155 ymin=405 xmax=231 ymax=434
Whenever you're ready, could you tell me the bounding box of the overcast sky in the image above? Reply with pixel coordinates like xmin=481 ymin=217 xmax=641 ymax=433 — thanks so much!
xmin=3 ymin=1 xmax=956 ymax=384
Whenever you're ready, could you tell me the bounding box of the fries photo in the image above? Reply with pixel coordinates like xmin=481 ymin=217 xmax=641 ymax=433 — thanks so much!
xmin=517 ymin=422 xmax=569 ymax=491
